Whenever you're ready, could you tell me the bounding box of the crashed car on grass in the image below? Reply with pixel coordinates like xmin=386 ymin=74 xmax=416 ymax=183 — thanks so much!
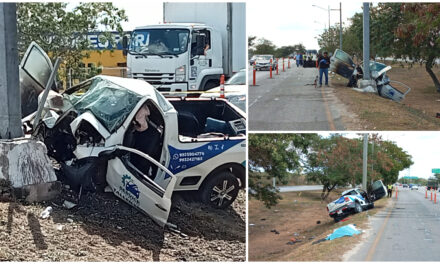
xmin=330 ymin=49 xmax=411 ymax=102
xmin=21 ymin=42 xmax=246 ymax=227
xmin=327 ymin=180 xmax=387 ymax=222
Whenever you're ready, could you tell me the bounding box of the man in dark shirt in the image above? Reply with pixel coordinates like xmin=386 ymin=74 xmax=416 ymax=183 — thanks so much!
xmin=318 ymin=51 xmax=330 ymax=87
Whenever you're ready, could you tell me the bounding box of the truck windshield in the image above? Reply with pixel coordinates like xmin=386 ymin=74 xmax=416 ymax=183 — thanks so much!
xmin=129 ymin=29 xmax=190 ymax=56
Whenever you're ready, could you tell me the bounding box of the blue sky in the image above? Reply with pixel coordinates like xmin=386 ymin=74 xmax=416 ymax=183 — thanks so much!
xmin=248 ymin=1 xmax=368 ymax=50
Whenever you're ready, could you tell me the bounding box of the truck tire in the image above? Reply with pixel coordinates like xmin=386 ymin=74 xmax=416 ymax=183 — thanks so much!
xmin=200 ymin=171 xmax=239 ymax=209
xmin=204 ymin=80 xmax=219 ymax=91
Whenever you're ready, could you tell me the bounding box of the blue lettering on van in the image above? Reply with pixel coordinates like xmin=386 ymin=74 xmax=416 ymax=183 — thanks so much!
xmin=166 ymin=139 xmax=243 ymax=177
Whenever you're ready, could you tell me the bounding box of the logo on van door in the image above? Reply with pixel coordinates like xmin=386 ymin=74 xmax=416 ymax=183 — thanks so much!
xmin=122 ymin=174 xmax=140 ymax=199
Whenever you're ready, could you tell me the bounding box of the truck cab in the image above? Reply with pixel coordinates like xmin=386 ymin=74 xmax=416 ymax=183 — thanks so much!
xmin=125 ymin=24 xmax=223 ymax=92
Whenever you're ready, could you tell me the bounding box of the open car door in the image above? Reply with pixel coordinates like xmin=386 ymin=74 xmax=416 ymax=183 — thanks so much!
xmin=102 ymin=146 xmax=176 ymax=227
xmin=370 ymin=180 xmax=388 ymax=201
xmin=330 ymin=49 xmax=355 ymax=79
xmin=20 ymin=41 xmax=57 ymax=117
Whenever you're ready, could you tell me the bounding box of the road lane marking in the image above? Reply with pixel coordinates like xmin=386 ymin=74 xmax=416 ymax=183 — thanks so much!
xmin=249 ymin=95 xmax=262 ymax=108
xmin=320 ymin=86 xmax=336 ymax=130
xmin=365 ymin=202 xmax=395 ymax=261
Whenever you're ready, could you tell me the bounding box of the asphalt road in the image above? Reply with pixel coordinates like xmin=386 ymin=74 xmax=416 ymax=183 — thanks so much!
xmin=347 ymin=187 xmax=440 ymax=261
xmin=248 ymin=59 xmax=347 ymax=131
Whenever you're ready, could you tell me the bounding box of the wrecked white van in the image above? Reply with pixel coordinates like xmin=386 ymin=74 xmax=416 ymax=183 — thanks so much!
xmin=21 ymin=42 xmax=246 ymax=227
xmin=327 ymin=180 xmax=387 ymax=222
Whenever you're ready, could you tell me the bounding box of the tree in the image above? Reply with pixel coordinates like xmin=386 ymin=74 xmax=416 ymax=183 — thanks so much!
xmin=248 ymin=35 xmax=257 ymax=57
xmin=373 ymin=139 xmax=413 ymax=185
xmin=248 ymin=134 xmax=317 ymax=208
xmin=253 ymin=38 xmax=276 ymax=55
xmin=292 ymin=44 xmax=307 ymax=54
xmin=306 ymin=134 xmax=410 ymax=200
xmin=395 ymin=3 xmax=440 ymax=92
xmin=317 ymin=26 xmax=341 ymax=54
xmin=306 ymin=135 xmax=364 ymax=200
xmin=17 ymin=3 xmax=128 ymax=85
xmin=274 ymin=46 xmax=295 ymax=58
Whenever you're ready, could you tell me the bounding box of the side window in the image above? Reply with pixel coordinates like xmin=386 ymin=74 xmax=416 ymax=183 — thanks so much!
xmin=345 ymin=190 xmax=357 ymax=196
xmin=125 ymin=100 xmax=165 ymax=180
xmin=191 ymin=30 xmax=211 ymax=56
xmin=22 ymin=46 xmax=52 ymax=89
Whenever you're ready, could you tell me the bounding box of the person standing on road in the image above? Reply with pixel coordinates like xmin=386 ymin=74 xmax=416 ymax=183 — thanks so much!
xmin=296 ymin=53 xmax=300 ymax=67
xmin=387 ymin=184 xmax=393 ymax=198
xmin=318 ymin=51 xmax=330 ymax=87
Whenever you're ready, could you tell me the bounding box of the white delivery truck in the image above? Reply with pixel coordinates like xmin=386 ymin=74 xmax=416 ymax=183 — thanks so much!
xmin=123 ymin=2 xmax=246 ymax=92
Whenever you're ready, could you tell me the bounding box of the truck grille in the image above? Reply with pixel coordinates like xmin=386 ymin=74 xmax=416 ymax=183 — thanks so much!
xmin=132 ymin=73 xmax=175 ymax=85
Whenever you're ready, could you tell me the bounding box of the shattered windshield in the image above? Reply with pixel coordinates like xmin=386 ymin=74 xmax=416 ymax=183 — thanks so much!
xmin=68 ymin=77 xmax=143 ymax=133
xmin=129 ymin=28 xmax=190 ymax=55
xmin=369 ymin=61 xmax=388 ymax=73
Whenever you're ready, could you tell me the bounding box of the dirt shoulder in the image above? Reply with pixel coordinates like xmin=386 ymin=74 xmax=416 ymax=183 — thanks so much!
xmin=248 ymin=190 xmax=391 ymax=261
xmin=0 ymin=189 xmax=245 ymax=261
xmin=331 ymin=64 xmax=440 ymax=130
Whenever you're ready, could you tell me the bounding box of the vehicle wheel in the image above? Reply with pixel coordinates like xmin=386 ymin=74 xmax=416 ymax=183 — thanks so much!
xmin=354 ymin=202 xmax=363 ymax=213
xmin=334 ymin=216 xmax=342 ymax=223
xmin=200 ymin=171 xmax=239 ymax=209
xmin=204 ymin=80 xmax=219 ymax=91
xmin=369 ymin=203 xmax=375 ymax=209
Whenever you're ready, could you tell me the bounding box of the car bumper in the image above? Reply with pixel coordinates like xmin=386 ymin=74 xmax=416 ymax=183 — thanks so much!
xmin=255 ymin=64 xmax=271 ymax=69
xmin=329 ymin=202 xmax=356 ymax=217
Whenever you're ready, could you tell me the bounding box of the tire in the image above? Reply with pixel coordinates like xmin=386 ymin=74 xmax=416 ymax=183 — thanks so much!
xmin=200 ymin=171 xmax=239 ymax=209
xmin=333 ymin=215 xmax=343 ymax=223
xmin=203 ymin=80 xmax=219 ymax=91
xmin=369 ymin=203 xmax=375 ymax=209
xmin=354 ymin=202 xmax=363 ymax=213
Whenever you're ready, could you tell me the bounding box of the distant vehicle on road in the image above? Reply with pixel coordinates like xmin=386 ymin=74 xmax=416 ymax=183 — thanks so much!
xmin=200 ymin=69 xmax=246 ymax=112
xmin=327 ymin=180 xmax=387 ymax=222
xmin=249 ymin=55 xmax=257 ymax=66
xmin=410 ymin=185 xmax=419 ymax=190
xmin=427 ymin=177 xmax=438 ymax=191
xmin=254 ymin=55 xmax=277 ymax=71
xmin=403 ymin=184 xmax=409 ymax=188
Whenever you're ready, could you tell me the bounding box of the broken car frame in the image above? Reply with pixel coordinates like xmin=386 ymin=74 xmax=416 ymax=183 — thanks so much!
xmin=327 ymin=180 xmax=387 ymax=222
xmin=330 ymin=49 xmax=411 ymax=102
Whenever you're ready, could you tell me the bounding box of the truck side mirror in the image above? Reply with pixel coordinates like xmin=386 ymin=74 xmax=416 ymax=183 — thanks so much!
xmin=122 ymin=36 xmax=128 ymax=56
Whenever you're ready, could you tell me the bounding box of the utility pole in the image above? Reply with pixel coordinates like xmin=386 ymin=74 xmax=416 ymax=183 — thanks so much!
xmin=0 ymin=3 xmax=22 ymax=139
xmin=362 ymin=134 xmax=368 ymax=190
xmin=363 ymin=2 xmax=370 ymax=80
xmin=371 ymin=139 xmax=374 ymax=184
xmin=328 ymin=5 xmax=330 ymax=33
xmin=313 ymin=4 xmax=343 ymax=51
xmin=339 ymin=2 xmax=342 ymax=50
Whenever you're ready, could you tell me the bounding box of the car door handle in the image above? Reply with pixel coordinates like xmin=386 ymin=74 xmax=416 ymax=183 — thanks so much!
xmin=155 ymin=203 xmax=167 ymax=212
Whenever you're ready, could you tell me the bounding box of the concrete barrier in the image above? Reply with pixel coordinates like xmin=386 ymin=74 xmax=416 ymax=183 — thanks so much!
xmin=0 ymin=138 xmax=60 ymax=202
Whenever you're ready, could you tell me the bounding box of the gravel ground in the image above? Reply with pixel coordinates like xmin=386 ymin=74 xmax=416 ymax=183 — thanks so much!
xmin=0 ymin=186 xmax=245 ymax=261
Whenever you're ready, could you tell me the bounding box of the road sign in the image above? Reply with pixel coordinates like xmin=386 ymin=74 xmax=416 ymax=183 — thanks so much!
xmin=432 ymin=169 xmax=440 ymax=174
